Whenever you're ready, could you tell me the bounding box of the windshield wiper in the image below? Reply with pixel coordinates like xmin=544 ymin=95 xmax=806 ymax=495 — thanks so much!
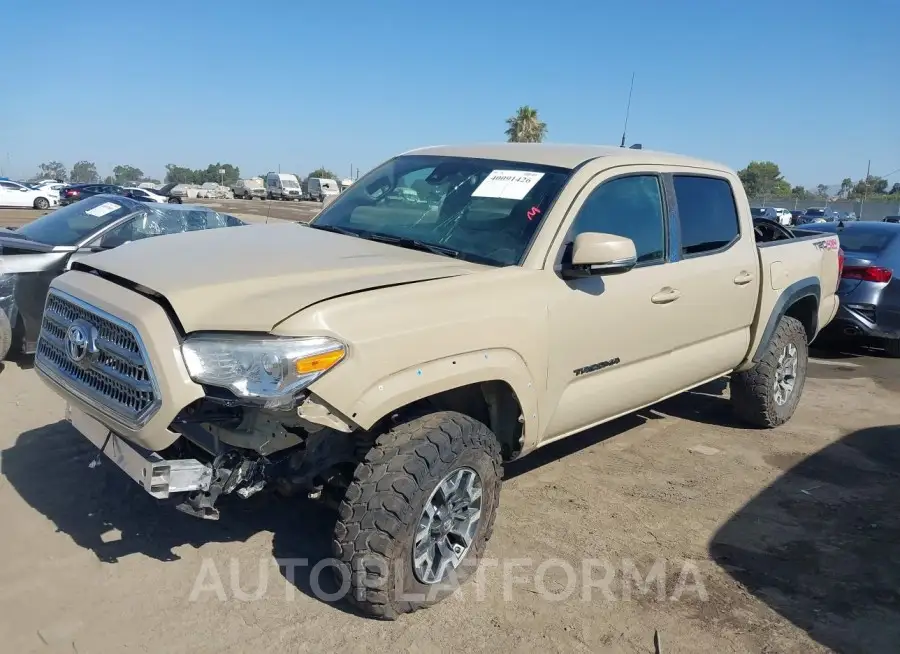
xmin=307 ymin=223 xmax=462 ymax=258
xmin=360 ymin=233 xmax=462 ymax=258
xmin=306 ymin=223 xmax=361 ymax=237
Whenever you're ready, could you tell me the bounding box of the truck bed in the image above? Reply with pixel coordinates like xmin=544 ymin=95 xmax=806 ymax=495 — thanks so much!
xmin=741 ymin=225 xmax=841 ymax=370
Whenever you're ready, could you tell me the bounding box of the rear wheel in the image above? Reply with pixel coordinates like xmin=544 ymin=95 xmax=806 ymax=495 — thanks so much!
xmin=33 ymin=197 xmax=50 ymax=210
xmin=731 ymin=316 xmax=809 ymax=428
xmin=333 ymin=411 xmax=503 ymax=619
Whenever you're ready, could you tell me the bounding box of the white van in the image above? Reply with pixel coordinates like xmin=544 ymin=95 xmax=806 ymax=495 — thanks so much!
xmin=307 ymin=177 xmax=340 ymax=202
xmin=265 ymin=172 xmax=302 ymax=200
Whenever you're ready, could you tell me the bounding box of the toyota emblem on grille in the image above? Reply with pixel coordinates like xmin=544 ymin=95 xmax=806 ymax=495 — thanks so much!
xmin=65 ymin=320 xmax=97 ymax=364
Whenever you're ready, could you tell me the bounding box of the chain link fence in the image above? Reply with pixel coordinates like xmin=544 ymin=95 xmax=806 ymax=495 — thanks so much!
xmin=748 ymin=196 xmax=900 ymax=221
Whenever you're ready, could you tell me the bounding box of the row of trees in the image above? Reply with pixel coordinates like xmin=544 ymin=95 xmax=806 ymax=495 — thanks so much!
xmin=29 ymin=161 xmax=160 ymax=186
xmin=164 ymin=163 xmax=241 ymax=186
xmin=737 ymin=161 xmax=900 ymax=202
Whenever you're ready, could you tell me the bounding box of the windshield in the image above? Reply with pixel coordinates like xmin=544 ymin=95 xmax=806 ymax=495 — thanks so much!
xmin=311 ymin=154 xmax=571 ymax=266
xmin=14 ymin=195 xmax=140 ymax=246
xmin=805 ymin=208 xmax=825 ymax=216
xmin=283 ymin=179 xmax=300 ymax=188
xmin=750 ymin=208 xmax=766 ymax=217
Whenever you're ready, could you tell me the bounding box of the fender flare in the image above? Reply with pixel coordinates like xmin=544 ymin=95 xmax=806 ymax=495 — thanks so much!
xmin=751 ymin=276 xmax=820 ymax=364
xmin=345 ymin=348 xmax=540 ymax=442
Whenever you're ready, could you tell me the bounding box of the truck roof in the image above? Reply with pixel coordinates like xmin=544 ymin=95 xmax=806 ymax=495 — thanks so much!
xmin=402 ymin=143 xmax=728 ymax=171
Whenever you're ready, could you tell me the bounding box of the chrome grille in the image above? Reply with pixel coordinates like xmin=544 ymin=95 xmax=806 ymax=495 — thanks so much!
xmin=36 ymin=291 xmax=160 ymax=427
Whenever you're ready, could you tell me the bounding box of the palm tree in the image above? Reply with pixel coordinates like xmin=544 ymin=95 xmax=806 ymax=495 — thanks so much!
xmin=840 ymin=177 xmax=853 ymax=198
xmin=504 ymin=106 xmax=547 ymax=143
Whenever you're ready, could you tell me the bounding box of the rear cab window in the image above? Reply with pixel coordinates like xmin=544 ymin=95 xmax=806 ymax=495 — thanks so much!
xmin=672 ymin=175 xmax=741 ymax=256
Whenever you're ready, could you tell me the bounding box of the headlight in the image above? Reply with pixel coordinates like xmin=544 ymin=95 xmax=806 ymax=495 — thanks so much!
xmin=181 ymin=335 xmax=345 ymax=405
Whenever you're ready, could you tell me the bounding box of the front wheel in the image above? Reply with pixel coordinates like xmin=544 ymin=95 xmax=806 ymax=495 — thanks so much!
xmin=167 ymin=197 xmax=181 ymax=204
xmin=33 ymin=197 xmax=50 ymax=210
xmin=731 ymin=315 xmax=809 ymax=428
xmin=333 ymin=411 xmax=503 ymax=619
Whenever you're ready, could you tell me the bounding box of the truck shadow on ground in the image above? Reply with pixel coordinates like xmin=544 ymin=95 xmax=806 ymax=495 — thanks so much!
xmin=710 ymin=425 xmax=900 ymax=653
xmin=1 ymin=420 xmax=360 ymax=613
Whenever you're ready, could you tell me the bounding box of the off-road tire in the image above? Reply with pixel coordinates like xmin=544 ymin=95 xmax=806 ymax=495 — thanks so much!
xmin=883 ymin=338 xmax=900 ymax=358
xmin=731 ymin=315 xmax=808 ymax=428
xmin=333 ymin=411 xmax=503 ymax=619
xmin=33 ymin=197 xmax=50 ymax=210
xmin=0 ymin=309 xmax=11 ymax=361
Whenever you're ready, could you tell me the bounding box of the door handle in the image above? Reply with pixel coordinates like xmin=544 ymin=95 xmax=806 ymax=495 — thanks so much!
xmin=733 ymin=271 xmax=754 ymax=285
xmin=651 ymin=287 xmax=681 ymax=304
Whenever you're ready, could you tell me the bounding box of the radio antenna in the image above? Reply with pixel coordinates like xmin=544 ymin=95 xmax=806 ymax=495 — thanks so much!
xmin=619 ymin=72 xmax=635 ymax=148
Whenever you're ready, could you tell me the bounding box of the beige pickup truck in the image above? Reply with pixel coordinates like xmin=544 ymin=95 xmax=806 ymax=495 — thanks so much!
xmin=34 ymin=144 xmax=841 ymax=618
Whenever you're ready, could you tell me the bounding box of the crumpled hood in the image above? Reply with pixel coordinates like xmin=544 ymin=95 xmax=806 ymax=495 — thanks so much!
xmin=77 ymin=223 xmax=485 ymax=332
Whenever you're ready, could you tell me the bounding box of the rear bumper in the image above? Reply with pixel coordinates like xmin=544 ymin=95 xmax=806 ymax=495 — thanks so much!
xmin=824 ymin=302 xmax=900 ymax=340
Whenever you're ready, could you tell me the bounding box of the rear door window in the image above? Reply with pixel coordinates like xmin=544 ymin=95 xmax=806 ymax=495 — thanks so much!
xmin=673 ymin=175 xmax=741 ymax=256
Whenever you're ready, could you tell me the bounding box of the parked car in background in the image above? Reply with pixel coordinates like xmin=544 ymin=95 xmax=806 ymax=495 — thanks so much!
xmin=265 ymin=172 xmax=302 ymax=200
xmin=750 ymin=207 xmax=792 ymax=226
xmin=31 ymin=181 xmax=68 ymax=199
xmin=306 ymin=177 xmax=341 ymax=202
xmin=0 ymin=195 xmax=246 ymax=362
xmin=837 ymin=211 xmax=858 ymax=222
xmin=804 ymin=221 xmax=900 ymax=356
xmin=0 ymin=180 xmax=59 ymax=210
xmin=124 ymin=187 xmax=168 ymax=203
xmin=790 ymin=210 xmax=805 ymax=225
xmin=232 ymin=178 xmax=267 ymax=200
xmin=59 ymin=183 xmax=129 ymax=206
xmin=883 ymin=215 xmax=900 ymax=223
xmin=150 ymin=182 xmax=184 ymax=203
xmin=798 ymin=207 xmax=840 ymax=224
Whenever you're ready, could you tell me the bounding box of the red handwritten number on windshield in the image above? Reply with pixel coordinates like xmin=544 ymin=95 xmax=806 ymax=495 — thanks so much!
xmin=527 ymin=206 xmax=541 ymax=221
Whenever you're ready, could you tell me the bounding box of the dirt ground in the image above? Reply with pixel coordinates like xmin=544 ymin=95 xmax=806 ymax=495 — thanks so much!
xmin=1 ymin=339 xmax=898 ymax=653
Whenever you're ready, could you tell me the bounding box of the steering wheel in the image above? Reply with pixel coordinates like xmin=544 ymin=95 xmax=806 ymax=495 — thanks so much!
xmin=753 ymin=217 xmax=794 ymax=242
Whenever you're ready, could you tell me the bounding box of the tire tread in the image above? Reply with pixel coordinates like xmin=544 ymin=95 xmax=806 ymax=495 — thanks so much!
xmin=332 ymin=410 xmax=502 ymax=619
xmin=731 ymin=315 xmax=808 ymax=428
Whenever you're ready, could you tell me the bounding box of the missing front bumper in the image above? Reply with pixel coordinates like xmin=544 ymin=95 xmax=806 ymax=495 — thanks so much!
xmin=66 ymin=404 xmax=212 ymax=499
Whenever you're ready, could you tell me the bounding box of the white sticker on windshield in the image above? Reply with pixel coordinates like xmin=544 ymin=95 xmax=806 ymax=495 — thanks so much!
xmin=471 ymin=170 xmax=545 ymax=200
xmin=84 ymin=202 xmax=121 ymax=217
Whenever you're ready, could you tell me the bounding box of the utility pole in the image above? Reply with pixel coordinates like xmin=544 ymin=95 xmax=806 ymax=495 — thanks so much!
xmin=860 ymin=159 xmax=871 ymax=220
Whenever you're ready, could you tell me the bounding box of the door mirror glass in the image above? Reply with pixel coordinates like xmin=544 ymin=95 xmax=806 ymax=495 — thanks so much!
xmin=563 ymin=232 xmax=637 ymax=277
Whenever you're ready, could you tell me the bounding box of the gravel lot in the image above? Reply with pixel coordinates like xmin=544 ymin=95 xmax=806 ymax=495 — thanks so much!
xmin=1 ymin=338 xmax=898 ymax=653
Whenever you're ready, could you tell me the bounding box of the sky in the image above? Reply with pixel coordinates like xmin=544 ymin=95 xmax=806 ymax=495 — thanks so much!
xmin=1 ymin=0 xmax=898 ymax=188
